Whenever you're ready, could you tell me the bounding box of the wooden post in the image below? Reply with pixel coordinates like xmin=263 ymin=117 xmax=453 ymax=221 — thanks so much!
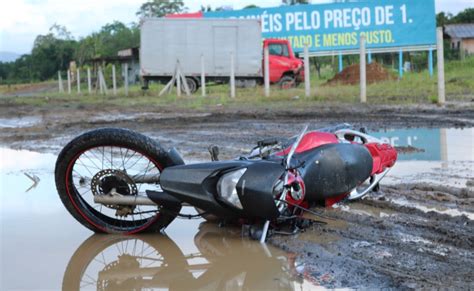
xmin=112 ymin=65 xmax=117 ymax=96
xmin=58 ymin=71 xmax=64 ymax=93
xmin=176 ymin=61 xmax=181 ymax=97
xmin=436 ymin=27 xmax=446 ymax=104
xmin=304 ymin=44 xmax=310 ymax=97
xmin=67 ymin=70 xmax=71 ymax=94
xmin=264 ymin=46 xmax=270 ymax=97
xmin=87 ymin=68 xmax=92 ymax=93
xmin=360 ymin=35 xmax=367 ymax=103
xmin=124 ymin=63 xmax=129 ymax=96
xmin=230 ymin=52 xmax=235 ymax=98
xmin=201 ymin=54 xmax=206 ymax=97
xmin=76 ymin=69 xmax=81 ymax=94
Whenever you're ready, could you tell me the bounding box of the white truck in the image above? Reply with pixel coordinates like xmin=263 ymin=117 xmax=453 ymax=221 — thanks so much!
xmin=140 ymin=18 xmax=304 ymax=92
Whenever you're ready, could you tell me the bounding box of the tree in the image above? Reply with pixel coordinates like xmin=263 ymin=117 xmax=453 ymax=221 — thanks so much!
xmin=451 ymin=8 xmax=474 ymax=24
xmin=136 ymin=0 xmax=185 ymax=18
xmin=243 ymin=5 xmax=259 ymax=9
xmin=282 ymin=0 xmax=309 ymax=5
xmin=200 ymin=5 xmax=212 ymax=12
xmin=436 ymin=12 xmax=453 ymax=27
xmin=29 ymin=25 xmax=76 ymax=80
xmin=74 ymin=21 xmax=140 ymax=65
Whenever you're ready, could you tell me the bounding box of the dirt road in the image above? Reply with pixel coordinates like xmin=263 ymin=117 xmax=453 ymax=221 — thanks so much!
xmin=1 ymin=102 xmax=473 ymax=289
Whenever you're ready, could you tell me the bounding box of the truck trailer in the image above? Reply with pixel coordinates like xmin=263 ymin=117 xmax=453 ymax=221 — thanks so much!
xmin=140 ymin=18 xmax=304 ymax=92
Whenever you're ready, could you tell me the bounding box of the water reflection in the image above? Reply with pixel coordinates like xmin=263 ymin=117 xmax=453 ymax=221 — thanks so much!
xmin=62 ymin=223 xmax=305 ymax=291
xmin=371 ymin=128 xmax=474 ymax=187
xmin=372 ymin=127 xmax=473 ymax=161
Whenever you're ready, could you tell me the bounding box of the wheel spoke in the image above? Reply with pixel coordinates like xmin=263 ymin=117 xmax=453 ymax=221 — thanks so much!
xmin=70 ymin=145 xmax=162 ymax=231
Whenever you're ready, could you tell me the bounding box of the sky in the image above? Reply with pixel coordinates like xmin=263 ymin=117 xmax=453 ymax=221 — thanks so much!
xmin=0 ymin=0 xmax=472 ymax=55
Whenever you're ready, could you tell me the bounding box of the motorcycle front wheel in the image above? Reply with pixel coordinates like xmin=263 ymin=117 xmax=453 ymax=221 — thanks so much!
xmin=55 ymin=128 xmax=181 ymax=234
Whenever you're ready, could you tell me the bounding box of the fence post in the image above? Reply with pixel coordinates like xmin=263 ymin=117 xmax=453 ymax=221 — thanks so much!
xmin=58 ymin=71 xmax=64 ymax=93
xmin=98 ymin=68 xmax=103 ymax=94
xmin=176 ymin=61 xmax=181 ymax=97
xmin=399 ymin=49 xmax=403 ymax=78
xmin=436 ymin=27 xmax=446 ymax=104
xmin=264 ymin=46 xmax=270 ymax=97
xmin=124 ymin=63 xmax=129 ymax=96
xmin=87 ymin=68 xmax=92 ymax=93
xmin=360 ymin=35 xmax=367 ymax=103
xmin=304 ymin=44 xmax=310 ymax=97
xmin=67 ymin=70 xmax=71 ymax=94
xmin=76 ymin=69 xmax=81 ymax=94
xmin=338 ymin=52 xmax=343 ymax=72
xmin=230 ymin=52 xmax=236 ymax=98
xmin=112 ymin=65 xmax=117 ymax=96
xmin=201 ymin=54 xmax=206 ymax=97
xmin=428 ymin=48 xmax=434 ymax=77
xmin=98 ymin=67 xmax=108 ymax=95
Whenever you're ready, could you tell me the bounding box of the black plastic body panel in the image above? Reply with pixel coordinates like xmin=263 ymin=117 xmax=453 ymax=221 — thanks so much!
xmin=160 ymin=160 xmax=284 ymax=219
xmin=296 ymin=143 xmax=373 ymax=201
xmin=236 ymin=162 xmax=285 ymax=220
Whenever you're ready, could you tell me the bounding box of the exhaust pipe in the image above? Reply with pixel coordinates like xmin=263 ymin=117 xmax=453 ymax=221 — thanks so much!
xmin=93 ymin=190 xmax=183 ymax=208
xmin=94 ymin=195 xmax=156 ymax=206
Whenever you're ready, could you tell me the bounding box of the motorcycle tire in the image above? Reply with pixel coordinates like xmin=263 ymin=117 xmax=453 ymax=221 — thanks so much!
xmin=55 ymin=128 xmax=181 ymax=234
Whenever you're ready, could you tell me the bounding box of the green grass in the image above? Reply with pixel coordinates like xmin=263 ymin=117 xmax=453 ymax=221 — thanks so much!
xmin=1 ymin=57 xmax=473 ymax=110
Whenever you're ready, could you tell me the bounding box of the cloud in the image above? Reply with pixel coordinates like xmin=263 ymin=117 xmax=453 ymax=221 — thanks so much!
xmin=0 ymin=0 xmax=472 ymax=54
xmin=0 ymin=0 xmax=143 ymax=53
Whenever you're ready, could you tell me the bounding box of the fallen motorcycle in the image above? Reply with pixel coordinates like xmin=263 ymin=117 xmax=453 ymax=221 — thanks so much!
xmin=55 ymin=124 xmax=397 ymax=241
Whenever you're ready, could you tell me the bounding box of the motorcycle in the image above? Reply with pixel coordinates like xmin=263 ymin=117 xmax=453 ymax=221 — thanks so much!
xmin=55 ymin=124 xmax=397 ymax=242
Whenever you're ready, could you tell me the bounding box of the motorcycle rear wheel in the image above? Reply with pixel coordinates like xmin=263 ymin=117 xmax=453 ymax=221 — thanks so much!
xmin=55 ymin=128 xmax=181 ymax=234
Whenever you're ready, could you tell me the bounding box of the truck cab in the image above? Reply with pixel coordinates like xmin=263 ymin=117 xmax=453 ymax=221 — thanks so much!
xmin=264 ymin=39 xmax=304 ymax=89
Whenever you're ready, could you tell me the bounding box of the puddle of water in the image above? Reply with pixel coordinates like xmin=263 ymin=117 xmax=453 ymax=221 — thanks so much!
xmin=388 ymin=197 xmax=474 ymax=220
xmin=0 ymin=116 xmax=41 ymax=128
xmin=0 ymin=148 xmax=319 ymax=290
xmin=337 ymin=202 xmax=398 ymax=218
xmin=90 ymin=112 xmax=211 ymax=123
xmin=372 ymin=127 xmax=474 ymax=161
xmin=372 ymin=128 xmax=474 ymax=188
xmin=61 ymin=225 xmax=311 ymax=291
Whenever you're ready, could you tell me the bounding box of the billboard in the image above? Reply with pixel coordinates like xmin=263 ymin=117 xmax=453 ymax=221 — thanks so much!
xmin=204 ymin=0 xmax=436 ymax=53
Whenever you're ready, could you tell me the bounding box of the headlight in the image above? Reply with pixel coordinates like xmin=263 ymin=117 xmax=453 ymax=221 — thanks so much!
xmin=217 ymin=168 xmax=247 ymax=209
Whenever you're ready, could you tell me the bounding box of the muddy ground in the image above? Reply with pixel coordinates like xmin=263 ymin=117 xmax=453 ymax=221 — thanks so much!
xmin=1 ymin=101 xmax=473 ymax=289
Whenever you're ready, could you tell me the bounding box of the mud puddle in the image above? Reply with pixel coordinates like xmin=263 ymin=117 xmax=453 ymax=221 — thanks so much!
xmin=0 ymin=116 xmax=41 ymax=129
xmin=1 ymin=104 xmax=474 ymax=289
xmin=0 ymin=148 xmax=319 ymax=290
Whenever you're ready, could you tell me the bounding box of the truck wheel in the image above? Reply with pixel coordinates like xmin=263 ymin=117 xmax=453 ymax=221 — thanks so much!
xmin=279 ymin=76 xmax=296 ymax=90
xmin=181 ymin=77 xmax=198 ymax=94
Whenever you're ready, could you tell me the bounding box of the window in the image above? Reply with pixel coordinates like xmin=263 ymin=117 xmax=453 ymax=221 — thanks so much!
xmin=268 ymin=43 xmax=289 ymax=57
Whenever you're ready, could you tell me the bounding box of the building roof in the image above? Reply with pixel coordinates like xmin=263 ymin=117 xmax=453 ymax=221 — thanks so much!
xmin=444 ymin=23 xmax=474 ymax=39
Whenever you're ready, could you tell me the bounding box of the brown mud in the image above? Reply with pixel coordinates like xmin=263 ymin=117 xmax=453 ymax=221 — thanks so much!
xmin=1 ymin=102 xmax=473 ymax=289
xmin=326 ymin=62 xmax=395 ymax=86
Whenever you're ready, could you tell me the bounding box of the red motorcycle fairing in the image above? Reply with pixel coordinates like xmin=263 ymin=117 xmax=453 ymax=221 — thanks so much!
xmin=364 ymin=143 xmax=398 ymax=175
xmin=277 ymin=132 xmax=339 ymax=156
